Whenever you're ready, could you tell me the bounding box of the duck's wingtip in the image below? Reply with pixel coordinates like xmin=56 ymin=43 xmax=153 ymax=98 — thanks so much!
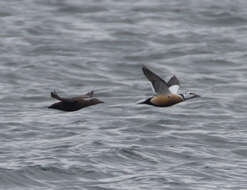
xmin=50 ymin=90 xmax=57 ymax=99
xmin=87 ymin=90 xmax=94 ymax=97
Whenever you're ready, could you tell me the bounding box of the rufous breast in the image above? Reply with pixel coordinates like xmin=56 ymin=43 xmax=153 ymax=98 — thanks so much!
xmin=150 ymin=94 xmax=183 ymax=107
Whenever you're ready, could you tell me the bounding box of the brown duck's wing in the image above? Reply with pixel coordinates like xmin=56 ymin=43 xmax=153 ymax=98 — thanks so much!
xmin=51 ymin=90 xmax=78 ymax=103
xmin=74 ymin=90 xmax=94 ymax=99
xmin=85 ymin=90 xmax=94 ymax=97
xmin=167 ymin=75 xmax=180 ymax=94
xmin=51 ymin=90 xmax=64 ymax=101
xmin=142 ymin=66 xmax=171 ymax=95
xmin=51 ymin=90 xmax=94 ymax=102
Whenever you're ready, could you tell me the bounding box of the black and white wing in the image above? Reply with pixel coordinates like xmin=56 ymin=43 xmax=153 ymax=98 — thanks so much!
xmin=142 ymin=66 xmax=171 ymax=95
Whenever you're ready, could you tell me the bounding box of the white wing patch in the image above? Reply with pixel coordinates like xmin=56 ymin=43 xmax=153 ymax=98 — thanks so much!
xmin=150 ymin=83 xmax=156 ymax=94
xmin=169 ymin=85 xmax=179 ymax=94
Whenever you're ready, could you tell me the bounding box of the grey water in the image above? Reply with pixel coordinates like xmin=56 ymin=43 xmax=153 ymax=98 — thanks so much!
xmin=0 ymin=0 xmax=247 ymax=189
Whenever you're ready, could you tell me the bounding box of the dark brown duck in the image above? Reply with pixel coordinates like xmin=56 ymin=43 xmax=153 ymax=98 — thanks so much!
xmin=48 ymin=90 xmax=103 ymax=111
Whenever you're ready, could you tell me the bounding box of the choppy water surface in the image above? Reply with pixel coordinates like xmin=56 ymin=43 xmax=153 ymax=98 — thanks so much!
xmin=0 ymin=0 xmax=247 ymax=189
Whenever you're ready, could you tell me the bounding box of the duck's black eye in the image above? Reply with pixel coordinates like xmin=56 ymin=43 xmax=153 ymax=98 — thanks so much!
xmin=179 ymin=94 xmax=185 ymax=99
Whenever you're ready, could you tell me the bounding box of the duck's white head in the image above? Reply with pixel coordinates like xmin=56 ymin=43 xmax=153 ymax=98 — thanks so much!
xmin=179 ymin=92 xmax=200 ymax=101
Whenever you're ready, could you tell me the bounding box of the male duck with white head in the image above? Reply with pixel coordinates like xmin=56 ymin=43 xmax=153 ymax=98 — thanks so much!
xmin=139 ymin=66 xmax=200 ymax=107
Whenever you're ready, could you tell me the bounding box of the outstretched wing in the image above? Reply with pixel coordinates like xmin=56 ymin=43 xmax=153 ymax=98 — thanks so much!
xmin=142 ymin=66 xmax=171 ymax=95
xmin=51 ymin=90 xmax=65 ymax=101
xmin=168 ymin=75 xmax=180 ymax=94
xmin=76 ymin=90 xmax=94 ymax=99
xmin=51 ymin=90 xmax=94 ymax=100
xmin=50 ymin=90 xmax=78 ymax=104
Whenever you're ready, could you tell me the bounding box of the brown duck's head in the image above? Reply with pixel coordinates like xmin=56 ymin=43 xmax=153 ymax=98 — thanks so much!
xmin=88 ymin=98 xmax=104 ymax=105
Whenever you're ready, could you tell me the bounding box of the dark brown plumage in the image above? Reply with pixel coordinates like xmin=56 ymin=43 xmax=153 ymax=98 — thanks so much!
xmin=48 ymin=90 xmax=103 ymax=112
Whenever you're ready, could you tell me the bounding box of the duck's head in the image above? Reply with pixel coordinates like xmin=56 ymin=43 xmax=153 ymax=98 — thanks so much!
xmin=179 ymin=92 xmax=200 ymax=101
xmin=88 ymin=98 xmax=104 ymax=105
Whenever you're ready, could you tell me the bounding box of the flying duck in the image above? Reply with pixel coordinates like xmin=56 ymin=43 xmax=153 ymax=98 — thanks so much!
xmin=48 ymin=90 xmax=103 ymax=111
xmin=139 ymin=66 xmax=200 ymax=107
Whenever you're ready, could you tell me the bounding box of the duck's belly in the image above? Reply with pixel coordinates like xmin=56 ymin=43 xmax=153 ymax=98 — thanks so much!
xmin=150 ymin=94 xmax=183 ymax=107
